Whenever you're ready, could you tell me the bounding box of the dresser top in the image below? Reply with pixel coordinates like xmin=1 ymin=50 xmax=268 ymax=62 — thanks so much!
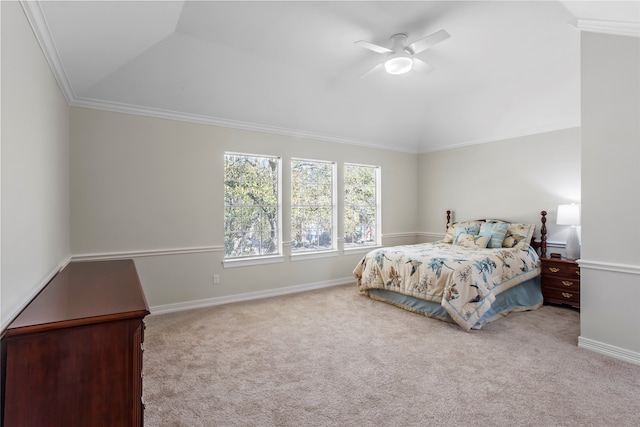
xmin=7 ymin=259 xmax=149 ymax=334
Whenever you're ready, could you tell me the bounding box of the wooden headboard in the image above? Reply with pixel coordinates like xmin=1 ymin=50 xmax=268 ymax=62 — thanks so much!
xmin=445 ymin=210 xmax=548 ymax=257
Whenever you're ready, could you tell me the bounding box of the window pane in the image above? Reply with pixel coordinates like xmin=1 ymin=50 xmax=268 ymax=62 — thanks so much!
xmin=344 ymin=164 xmax=379 ymax=248
xmin=291 ymin=159 xmax=335 ymax=253
xmin=224 ymin=153 xmax=281 ymax=258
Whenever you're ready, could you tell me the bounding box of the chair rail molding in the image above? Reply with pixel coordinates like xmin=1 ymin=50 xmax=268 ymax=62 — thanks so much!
xmin=578 ymin=259 xmax=640 ymax=275
xmin=71 ymin=246 xmax=225 ymax=262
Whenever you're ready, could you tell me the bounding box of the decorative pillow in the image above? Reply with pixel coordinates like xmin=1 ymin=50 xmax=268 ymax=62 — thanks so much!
xmin=454 ymin=225 xmax=480 ymax=242
xmin=479 ymin=222 xmax=509 ymax=248
xmin=454 ymin=233 xmax=491 ymax=249
xmin=443 ymin=221 xmax=483 ymax=243
xmin=502 ymin=223 xmax=536 ymax=250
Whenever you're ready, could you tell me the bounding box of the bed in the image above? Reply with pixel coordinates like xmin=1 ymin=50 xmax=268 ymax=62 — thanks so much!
xmin=354 ymin=210 xmax=549 ymax=331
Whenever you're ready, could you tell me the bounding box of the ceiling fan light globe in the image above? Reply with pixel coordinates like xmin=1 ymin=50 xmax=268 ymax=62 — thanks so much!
xmin=384 ymin=56 xmax=413 ymax=75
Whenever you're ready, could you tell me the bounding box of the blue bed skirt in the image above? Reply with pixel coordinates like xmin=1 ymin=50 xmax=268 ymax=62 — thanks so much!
xmin=366 ymin=276 xmax=543 ymax=330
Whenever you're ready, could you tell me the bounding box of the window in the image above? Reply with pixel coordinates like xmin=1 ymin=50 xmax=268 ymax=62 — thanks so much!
xmin=224 ymin=153 xmax=281 ymax=258
xmin=291 ymin=158 xmax=336 ymax=253
xmin=344 ymin=163 xmax=380 ymax=248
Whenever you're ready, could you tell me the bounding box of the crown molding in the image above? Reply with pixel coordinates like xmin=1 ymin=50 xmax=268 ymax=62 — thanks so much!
xmin=573 ymin=19 xmax=640 ymax=38
xmin=20 ymin=0 xmax=598 ymax=156
xmin=20 ymin=1 xmax=76 ymax=103
xmin=421 ymin=120 xmax=582 ymax=154
xmin=71 ymin=97 xmax=418 ymax=154
xmin=21 ymin=1 xmax=417 ymax=155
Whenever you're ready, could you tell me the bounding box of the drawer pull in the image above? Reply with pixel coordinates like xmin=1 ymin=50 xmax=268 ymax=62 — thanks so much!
xmin=562 ymin=281 xmax=573 ymax=287
xmin=548 ymin=267 xmax=560 ymax=273
xmin=576 ymin=271 xmax=581 ymax=276
xmin=562 ymin=292 xmax=573 ymax=299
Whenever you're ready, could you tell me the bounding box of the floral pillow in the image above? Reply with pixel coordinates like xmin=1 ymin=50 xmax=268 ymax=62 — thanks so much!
xmin=454 ymin=233 xmax=491 ymax=249
xmin=443 ymin=221 xmax=483 ymax=243
xmin=454 ymin=225 xmax=480 ymax=241
xmin=479 ymin=221 xmax=509 ymax=248
xmin=502 ymin=223 xmax=536 ymax=250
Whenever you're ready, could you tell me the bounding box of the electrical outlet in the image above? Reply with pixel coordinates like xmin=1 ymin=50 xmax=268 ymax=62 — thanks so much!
xmin=213 ymin=274 xmax=220 ymax=284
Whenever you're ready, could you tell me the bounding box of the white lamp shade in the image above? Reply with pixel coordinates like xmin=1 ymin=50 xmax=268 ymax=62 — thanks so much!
xmin=384 ymin=56 xmax=413 ymax=74
xmin=557 ymin=204 xmax=581 ymax=226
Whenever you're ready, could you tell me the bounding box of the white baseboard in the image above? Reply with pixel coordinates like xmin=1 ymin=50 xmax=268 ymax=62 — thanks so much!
xmin=578 ymin=336 xmax=640 ymax=366
xmin=149 ymin=276 xmax=355 ymax=316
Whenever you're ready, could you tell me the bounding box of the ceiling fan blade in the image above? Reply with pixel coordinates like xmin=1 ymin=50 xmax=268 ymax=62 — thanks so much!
xmin=358 ymin=62 xmax=384 ymax=78
xmin=406 ymin=29 xmax=451 ymax=54
xmin=412 ymin=58 xmax=436 ymax=76
xmin=355 ymin=40 xmax=392 ymax=54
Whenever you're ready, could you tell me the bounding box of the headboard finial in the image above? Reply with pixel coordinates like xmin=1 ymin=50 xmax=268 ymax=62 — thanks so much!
xmin=540 ymin=210 xmax=548 ymax=257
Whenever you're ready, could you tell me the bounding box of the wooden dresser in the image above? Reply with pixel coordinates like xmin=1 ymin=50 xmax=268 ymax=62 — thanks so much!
xmin=1 ymin=259 xmax=149 ymax=427
xmin=540 ymin=257 xmax=580 ymax=309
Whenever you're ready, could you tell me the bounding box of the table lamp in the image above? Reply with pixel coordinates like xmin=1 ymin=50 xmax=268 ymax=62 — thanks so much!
xmin=557 ymin=203 xmax=581 ymax=260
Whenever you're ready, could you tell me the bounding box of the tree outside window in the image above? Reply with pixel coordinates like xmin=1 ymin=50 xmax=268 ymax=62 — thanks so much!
xmin=224 ymin=153 xmax=281 ymax=258
xmin=344 ymin=163 xmax=380 ymax=248
xmin=291 ymin=159 xmax=336 ymax=252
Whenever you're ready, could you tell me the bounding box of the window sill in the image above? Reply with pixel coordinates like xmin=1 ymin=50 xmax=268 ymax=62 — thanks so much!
xmin=290 ymin=250 xmax=339 ymax=262
xmin=223 ymin=255 xmax=284 ymax=268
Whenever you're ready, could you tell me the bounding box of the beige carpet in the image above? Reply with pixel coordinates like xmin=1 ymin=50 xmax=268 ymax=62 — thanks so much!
xmin=143 ymin=284 xmax=640 ymax=426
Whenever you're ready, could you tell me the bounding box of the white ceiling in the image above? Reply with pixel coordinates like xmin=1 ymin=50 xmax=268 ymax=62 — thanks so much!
xmin=26 ymin=1 xmax=640 ymax=153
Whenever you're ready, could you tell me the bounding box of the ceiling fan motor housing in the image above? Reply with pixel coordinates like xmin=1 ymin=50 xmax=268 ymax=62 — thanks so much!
xmin=389 ymin=33 xmax=409 ymax=52
xmin=385 ymin=34 xmax=413 ymax=74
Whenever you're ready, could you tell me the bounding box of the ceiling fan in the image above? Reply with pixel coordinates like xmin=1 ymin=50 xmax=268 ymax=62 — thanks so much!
xmin=355 ymin=29 xmax=450 ymax=77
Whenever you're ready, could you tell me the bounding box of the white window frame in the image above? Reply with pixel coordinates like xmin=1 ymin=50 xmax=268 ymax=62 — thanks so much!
xmin=343 ymin=163 xmax=381 ymax=252
xmin=223 ymin=152 xmax=283 ymax=267
xmin=290 ymin=157 xmax=337 ymax=258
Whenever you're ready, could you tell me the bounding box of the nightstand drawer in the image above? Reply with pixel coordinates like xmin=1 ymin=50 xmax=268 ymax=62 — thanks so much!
xmin=541 ymin=276 xmax=579 ymax=291
xmin=542 ymin=263 xmax=580 ymax=278
xmin=542 ymin=287 xmax=580 ymax=306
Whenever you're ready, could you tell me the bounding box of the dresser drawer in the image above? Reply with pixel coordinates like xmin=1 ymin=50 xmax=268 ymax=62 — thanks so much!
xmin=541 ymin=262 xmax=580 ymax=278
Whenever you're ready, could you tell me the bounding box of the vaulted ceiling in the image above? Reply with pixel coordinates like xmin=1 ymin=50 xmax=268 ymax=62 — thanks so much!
xmin=24 ymin=1 xmax=639 ymax=153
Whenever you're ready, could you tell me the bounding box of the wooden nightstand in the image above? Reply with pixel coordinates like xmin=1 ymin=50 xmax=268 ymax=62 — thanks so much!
xmin=540 ymin=257 xmax=580 ymax=309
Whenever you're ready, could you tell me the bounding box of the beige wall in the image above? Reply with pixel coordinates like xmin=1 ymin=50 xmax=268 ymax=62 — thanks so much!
xmin=4 ymin=0 xmax=639 ymax=363
xmin=1 ymin=2 xmax=71 ymax=327
xmin=417 ymin=127 xmax=582 ymax=247
xmin=579 ymin=31 xmax=640 ymax=357
xmin=70 ymin=107 xmax=418 ymax=307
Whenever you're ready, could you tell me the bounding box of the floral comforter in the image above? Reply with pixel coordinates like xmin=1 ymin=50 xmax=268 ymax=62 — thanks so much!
xmin=353 ymin=242 xmax=541 ymax=331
